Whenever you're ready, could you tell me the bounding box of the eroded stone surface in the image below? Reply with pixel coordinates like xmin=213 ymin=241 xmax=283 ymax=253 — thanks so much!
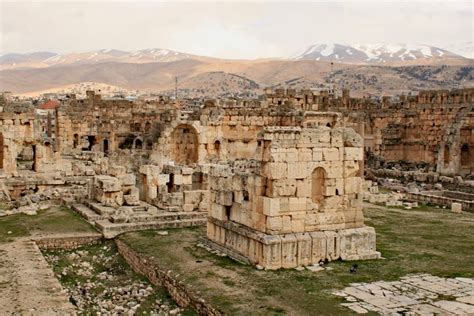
xmin=0 ymin=238 xmax=75 ymax=315
xmin=334 ymin=274 xmax=474 ymax=315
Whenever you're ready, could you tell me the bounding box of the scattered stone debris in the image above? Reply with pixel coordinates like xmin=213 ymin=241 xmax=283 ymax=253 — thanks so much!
xmin=333 ymin=274 xmax=474 ymax=315
xmin=43 ymin=242 xmax=183 ymax=315
xmin=197 ymin=242 xmax=228 ymax=257
xmin=0 ymin=196 xmax=51 ymax=217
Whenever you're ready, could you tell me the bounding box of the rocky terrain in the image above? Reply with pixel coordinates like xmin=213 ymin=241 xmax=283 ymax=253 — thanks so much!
xmin=43 ymin=241 xmax=186 ymax=315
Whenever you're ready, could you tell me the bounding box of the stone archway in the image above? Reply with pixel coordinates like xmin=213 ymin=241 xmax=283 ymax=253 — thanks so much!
xmin=170 ymin=124 xmax=199 ymax=164
xmin=134 ymin=138 xmax=143 ymax=150
xmin=311 ymin=167 xmax=326 ymax=203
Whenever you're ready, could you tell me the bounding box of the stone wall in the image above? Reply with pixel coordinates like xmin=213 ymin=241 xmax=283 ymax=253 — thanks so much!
xmin=33 ymin=233 xmax=103 ymax=250
xmin=115 ymin=239 xmax=222 ymax=316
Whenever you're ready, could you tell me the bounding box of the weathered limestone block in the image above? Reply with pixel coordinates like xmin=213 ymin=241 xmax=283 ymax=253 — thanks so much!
xmin=264 ymin=162 xmax=287 ymax=180
xmin=325 ymin=231 xmax=341 ymax=261
xmin=211 ymin=203 xmax=227 ymax=221
xmin=296 ymin=179 xmax=311 ymax=198
xmin=109 ymin=165 xmax=126 ymax=176
xmin=118 ymin=174 xmax=136 ymax=187
xmin=298 ymin=148 xmax=313 ymax=162
xmin=261 ymin=235 xmax=282 ymax=270
xmin=95 ymin=175 xmax=121 ymax=192
xmin=124 ymin=191 xmax=140 ymax=206
xmin=345 ymin=177 xmax=361 ymax=195
xmin=344 ymin=147 xmax=363 ymax=161
xmin=158 ymin=174 xmax=170 ymax=185
xmin=331 ymin=128 xmax=344 ymax=148
xmin=184 ymin=191 xmax=202 ymax=206
xmin=287 ymin=162 xmax=307 ymax=179
xmin=312 ymin=148 xmax=323 ymax=161
xmin=262 ymin=197 xmax=280 ymax=216
xmin=272 ymin=179 xmax=297 ymax=196
xmin=281 ymin=234 xmax=298 ymax=268
xmin=451 ymin=202 xmax=462 ymax=213
xmin=288 ymin=197 xmax=307 ymax=211
xmin=343 ymin=128 xmax=363 ymax=147
xmin=310 ymin=231 xmax=327 ymax=263
xmin=323 ymin=148 xmax=340 ymax=161
xmin=296 ymin=233 xmax=312 ymax=266
xmin=339 ymin=227 xmax=380 ymax=260
xmin=266 ymin=216 xmax=283 ymax=232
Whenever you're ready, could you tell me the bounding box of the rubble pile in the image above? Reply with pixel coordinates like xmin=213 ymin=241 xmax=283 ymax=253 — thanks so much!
xmin=44 ymin=243 xmax=183 ymax=315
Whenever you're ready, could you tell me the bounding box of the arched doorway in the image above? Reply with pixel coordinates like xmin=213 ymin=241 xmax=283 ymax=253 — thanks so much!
xmin=461 ymin=144 xmax=470 ymax=167
xmin=214 ymin=140 xmax=221 ymax=157
xmin=134 ymin=138 xmax=143 ymax=150
xmin=170 ymin=124 xmax=199 ymax=164
xmin=311 ymin=167 xmax=326 ymax=203
xmin=103 ymin=139 xmax=109 ymax=154
xmin=73 ymin=134 xmax=79 ymax=148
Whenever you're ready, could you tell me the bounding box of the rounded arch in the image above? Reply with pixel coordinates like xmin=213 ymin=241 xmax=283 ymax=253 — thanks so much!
xmin=170 ymin=124 xmax=199 ymax=164
xmin=311 ymin=167 xmax=326 ymax=204
xmin=134 ymin=137 xmax=143 ymax=150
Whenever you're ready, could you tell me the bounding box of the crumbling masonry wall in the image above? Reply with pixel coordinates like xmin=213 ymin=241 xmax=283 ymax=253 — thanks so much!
xmin=206 ymin=126 xmax=380 ymax=269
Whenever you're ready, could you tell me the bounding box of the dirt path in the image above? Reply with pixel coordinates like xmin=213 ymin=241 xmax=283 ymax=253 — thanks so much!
xmin=0 ymin=238 xmax=76 ymax=315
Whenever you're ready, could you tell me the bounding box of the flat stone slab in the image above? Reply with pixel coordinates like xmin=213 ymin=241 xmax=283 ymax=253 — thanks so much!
xmin=0 ymin=238 xmax=75 ymax=315
xmin=334 ymin=274 xmax=474 ymax=315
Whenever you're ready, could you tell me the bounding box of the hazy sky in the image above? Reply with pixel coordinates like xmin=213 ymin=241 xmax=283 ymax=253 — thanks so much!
xmin=1 ymin=0 xmax=472 ymax=59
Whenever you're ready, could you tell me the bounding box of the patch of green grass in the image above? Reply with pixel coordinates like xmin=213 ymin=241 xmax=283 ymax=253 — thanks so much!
xmin=0 ymin=205 xmax=96 ymax=243
xmin=121 ymin=204 xmax=474 ymax=315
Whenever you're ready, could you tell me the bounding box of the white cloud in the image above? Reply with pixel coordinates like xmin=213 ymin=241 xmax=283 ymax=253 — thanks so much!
xmin=0 ymin=1 xmax=472 ymax=58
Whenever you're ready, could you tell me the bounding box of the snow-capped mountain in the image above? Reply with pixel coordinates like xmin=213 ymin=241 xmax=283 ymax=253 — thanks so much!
xmin=442 ymin=41 xmax=474 ymax=59
xmin=0 ymin=48 xmax=212 ymax=70
xmin=293 ymin=43 xmax=464 ymax=63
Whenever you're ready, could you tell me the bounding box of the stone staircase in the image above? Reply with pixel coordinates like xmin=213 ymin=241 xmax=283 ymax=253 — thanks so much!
xmin=72 ymin=201 xmax=207 ymax=238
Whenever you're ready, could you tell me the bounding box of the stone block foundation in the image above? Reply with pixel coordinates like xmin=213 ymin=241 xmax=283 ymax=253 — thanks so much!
xmin=206 ymin=218 xmax=380 ymax=270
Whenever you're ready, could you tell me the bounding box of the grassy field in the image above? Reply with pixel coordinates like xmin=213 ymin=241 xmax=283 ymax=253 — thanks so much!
xmin=121 ymin=204 xmax=474 ymax=315
xmin=0 ymin=205 xmax=97 ymax=243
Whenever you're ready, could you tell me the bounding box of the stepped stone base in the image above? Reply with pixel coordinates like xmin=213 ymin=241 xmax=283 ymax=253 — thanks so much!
xmin=207 ymin=218 xmax=380 ymax=270
xmin=72 ymin=201 xmax=207 ymax=238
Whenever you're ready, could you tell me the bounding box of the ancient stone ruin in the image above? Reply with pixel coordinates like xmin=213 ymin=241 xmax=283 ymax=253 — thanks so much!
xmin=205 ymin=126 xmax=380 ymax=269
xmin=1 ymin=87 xmax=473 ymax=267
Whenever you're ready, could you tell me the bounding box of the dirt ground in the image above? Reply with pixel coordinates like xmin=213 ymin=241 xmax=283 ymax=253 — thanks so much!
xmin=0 ymin=238 xmax=75 ymax=315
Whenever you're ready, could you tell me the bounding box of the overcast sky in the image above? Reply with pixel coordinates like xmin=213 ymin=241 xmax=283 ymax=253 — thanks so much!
xmin=0 ymin=0 xmax=472 ymax=59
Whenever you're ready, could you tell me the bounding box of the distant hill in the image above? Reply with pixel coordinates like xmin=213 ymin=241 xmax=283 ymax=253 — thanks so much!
xmin=1 ymin=57 xmax=473 ymax=97
xmin=1 ymin=44 xmax=473 ymax=97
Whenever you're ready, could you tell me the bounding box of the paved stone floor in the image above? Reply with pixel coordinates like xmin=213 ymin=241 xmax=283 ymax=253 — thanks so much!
xmin=0 ymin=238 xmax=75 ymax=315
xmin=333 ymin=274 xmax=474 ymax=315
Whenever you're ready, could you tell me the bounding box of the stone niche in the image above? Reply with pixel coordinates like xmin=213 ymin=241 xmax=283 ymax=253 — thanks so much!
xmin=206 ymin=126 xmax=380 ymax=269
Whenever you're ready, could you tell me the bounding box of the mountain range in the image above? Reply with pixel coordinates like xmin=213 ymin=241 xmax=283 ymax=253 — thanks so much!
xmin=292 ymin=43 xmax=468 ymax=64
xmin=0 ymin=43 xmax=473 ymax=97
